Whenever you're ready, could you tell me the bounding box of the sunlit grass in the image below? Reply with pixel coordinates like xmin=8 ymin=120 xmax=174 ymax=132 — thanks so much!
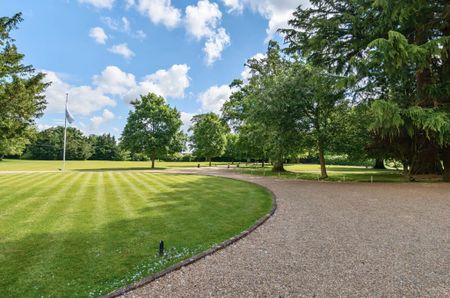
xmin=0 ymin=172 xmax=272 ymax=297
xmin=235 ymin=163 xmax=407 ymax=182
xmin=0 ymin=159 xmax=227 ymax=171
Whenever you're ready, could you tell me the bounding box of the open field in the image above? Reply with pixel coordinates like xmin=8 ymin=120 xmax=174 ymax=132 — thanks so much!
xmin=0 ymin=159 xmax=227 ymax=172
xmin=235 ymin=163 xmax=408 ymax=182
xmin=0 ymin=172 xmax=272 ymax=297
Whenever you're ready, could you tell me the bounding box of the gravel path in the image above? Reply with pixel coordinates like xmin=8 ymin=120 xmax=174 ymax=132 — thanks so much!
xmin=122 ymin=168 xmax=450 ymax=297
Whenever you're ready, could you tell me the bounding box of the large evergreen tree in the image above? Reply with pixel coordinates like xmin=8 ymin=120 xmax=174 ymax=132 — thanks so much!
xmin=282 ymin=0 xmax=450 ymax=180
xmin=0 ymin=13 xmax=48 ymax=159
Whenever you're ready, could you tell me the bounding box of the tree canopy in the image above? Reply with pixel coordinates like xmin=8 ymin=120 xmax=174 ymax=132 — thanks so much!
xmin=121 ymin=93 xmax=183 ymax=168
xmin=0 ymin=13 xmax=48 ymax=159
xmin=189 ymin=112 xmax=228 ymax=166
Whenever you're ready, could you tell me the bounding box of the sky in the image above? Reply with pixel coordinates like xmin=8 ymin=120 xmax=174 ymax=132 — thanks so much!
xmin=4 ymin=0 xmax=308 ymax=137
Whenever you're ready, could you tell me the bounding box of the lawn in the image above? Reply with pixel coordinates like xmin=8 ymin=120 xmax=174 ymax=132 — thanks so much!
xmin=235 ymin=163 xmax=408 ymax=182
xmin=0 ymin=159 xmax=227 ymax=171
xmin=0 ymin=172 xmax=272 ymax=297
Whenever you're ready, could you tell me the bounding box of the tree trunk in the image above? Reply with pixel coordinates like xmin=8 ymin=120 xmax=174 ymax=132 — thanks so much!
xmin=272 ymin=160 xmax=285 ymax=172
xmin=208 ymin=157 xmax=211 ymax=167
xmin=402 ymin=160 xmax=409 ymax=176
xmin=373 ymin=158 xmax=386 ymax=169
xmin=318 ymin=141 xmax=328 ymax=179
xmin=442 ymin=147 xmax=450 ymax=182
xmin=151 ymin=149 xmax=156 ymax=169
xmin=410 ymin=142 xmax=443 ymax=175
xmin=261 ymin=160 xmax=265 ymax=168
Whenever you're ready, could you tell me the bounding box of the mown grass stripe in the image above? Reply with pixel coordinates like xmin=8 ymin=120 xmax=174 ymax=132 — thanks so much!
xmin=5 ymin=173 xmax=84 ymax=237
xmin=0 ymin=173 xmax=69 ymax=220
xmin=106 ymin=172 xmax=135 ymax=217
xmin=0 ymin=173 xmax=48 ymax=198
xmin=14 ymin=172 xmax=95 ymax=294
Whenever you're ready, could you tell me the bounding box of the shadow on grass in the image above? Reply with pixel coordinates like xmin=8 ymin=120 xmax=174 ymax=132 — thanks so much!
xmin=0 ymin=174 xmax=272 ymax=297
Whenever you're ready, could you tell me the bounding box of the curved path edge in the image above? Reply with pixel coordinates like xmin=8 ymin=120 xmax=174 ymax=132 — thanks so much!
xmin=103 ymin=172 xmax=277 ymax=298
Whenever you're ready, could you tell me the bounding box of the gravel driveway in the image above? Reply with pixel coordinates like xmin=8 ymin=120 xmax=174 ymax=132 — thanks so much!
xmin=126 ymin=168 xmax=450 ymax=297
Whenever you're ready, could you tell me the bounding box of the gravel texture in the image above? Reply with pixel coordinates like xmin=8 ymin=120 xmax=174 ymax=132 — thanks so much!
xmin=124 ymin=168 xmax=450 ymax=297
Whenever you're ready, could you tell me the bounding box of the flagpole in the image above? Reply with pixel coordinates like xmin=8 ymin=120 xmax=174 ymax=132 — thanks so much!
xmin=62 ymin=93 xmax=68 ymax=172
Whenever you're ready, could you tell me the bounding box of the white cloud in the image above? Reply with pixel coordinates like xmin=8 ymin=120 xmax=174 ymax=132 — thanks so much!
xmin=135 ymin=0 xmax=181 ymax=29
xmin=198 ymin=84 xmax=231 ymax=114
xmin=42 ymin=71 xmax=116 ymax=116
xmin=92 ymin=64 xmax=190 ymax=103
xmin=78 ymin=0 xmax=114 ymax=9
xmin=108 ymin=43 xmax=135 ymax=59
xmin=101 ymin=16 xmax=131 ymax=32
xmin=222 ymin=0 xmax=309 ymax=39
xmin=185 ymin=0 xmax=222 ymax=39
xmin=101 ymin=16 xmax=146 ymax=40
xmin=185 ymin=0 xmax=231 ymax=65
xmin=90 ymin=109 xmax=115 ymax=129
xmin=221 ymin=0 xmax=244 ymax=13
xmin=125 ymin=0 xmax=135 ymax=9
xmin=133 ymin=30 xmax=147 ymax=40
xmin=89 ymin=27 xmax=108 ymax=44
xmin=93 ymin=66 xmax=136 ymax=95
xmin=241 ymin=52 xmax=266 ymax=81
xmin=36 ymin=123 xmax=54 ymax=131
xmin=204 ymin=28 xmax=230 ymax=65
xmin=180 ymin=111 xmax=195 ymax=132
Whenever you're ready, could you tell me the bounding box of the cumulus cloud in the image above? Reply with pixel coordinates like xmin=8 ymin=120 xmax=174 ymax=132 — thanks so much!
xmin=180 ymin=111 xmax=195 ymax=132
xmin=90 ymin=109 xmax=115 ymax=129
xmin=185 ymin=0 xmax=231 ymax=65
xmin=101 ymin=16 xmax=130 ymax=32
xmin=198 ymin=84 xmax=231 ymax=114
xmin=42 ymin=64 xmax=189 ymax=120
xmin=101 ymin=16 xmax=146 ymax=40
xmin=36 ymin=123 xmax=54 ymax=131
xmin=134 ymin=0 xmax=181 ymax=29
xmin=42 ymin=71 xmax=116 ymax=116
xmin=89 ymin=27 xmax=108 ymax=44
xmin=92 ymin=64 xmax=190 ymax=103
xmin=93 ymin=66 xmax=136 ymax=95
xmin=78 ymin=0 xmax=114 ymax=9
xmin=185 ymin=0 xmax=222 ymax=39
xmin=203 ymin=28 xmax=231 ymax=65
xmin=221 ymin=0 xmax=309 ymax=39
xmin=221 ymin=0 xmax=244 ymax=13
xmin=108 ymin=43 xmax=135 ymax=59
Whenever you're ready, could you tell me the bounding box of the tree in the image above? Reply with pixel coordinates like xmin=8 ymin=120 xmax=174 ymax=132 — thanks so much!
xmin=282 ymin=0 xmax=450 ymax=179
xmin=0 ymin=13 xmax=48 ymax=159
xmin=121 ymin=93 xmax=182 ymax=169
xmin=26 ymin=126 xmax=92 ymax=160
xmin=281 ymin=62 xmax=347 ymax=178
xmin=189 ymin=113 xmax=227 ymax=166
xmin=236 ymin=41 xmax=304 ymax=172
xmin=89 ymin=134 xmax=120 ymax=160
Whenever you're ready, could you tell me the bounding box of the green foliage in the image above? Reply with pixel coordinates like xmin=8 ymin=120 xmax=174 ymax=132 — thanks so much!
xmin=282 ymin=0 xmax=450 ymax=178
xmin=88 ymin=134 xmax=120 ymax=161
xmin=189 ymin=113 xmax=227 ymax=162
xmin=121 ymin=93 xmax=183 ymax=167
xmin=25 ymin=126 xmax=92 ymax=160
xmin=0 ymin=13 xmax=48 ymax=158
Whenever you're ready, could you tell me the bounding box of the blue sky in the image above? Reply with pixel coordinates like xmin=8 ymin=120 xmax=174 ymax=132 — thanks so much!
xmin=4 ymin=0 xmax=306 ymax=137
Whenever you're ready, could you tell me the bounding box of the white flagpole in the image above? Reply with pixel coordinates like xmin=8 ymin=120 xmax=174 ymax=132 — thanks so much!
xmin=62 ymin=93 xmax=68 ymax=172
